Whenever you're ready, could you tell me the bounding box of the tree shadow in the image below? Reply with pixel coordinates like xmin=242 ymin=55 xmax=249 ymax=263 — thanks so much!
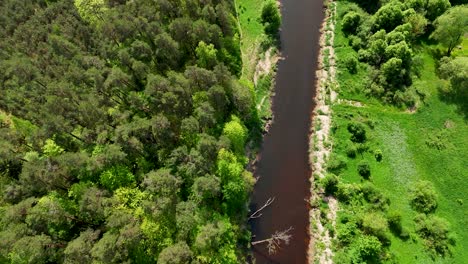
xmin=438 ymin=85 xmax=468 ymax=120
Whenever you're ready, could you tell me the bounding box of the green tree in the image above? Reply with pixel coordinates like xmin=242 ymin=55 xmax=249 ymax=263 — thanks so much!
xmin=64 ymin=229 xmax=100 ymax=264
xmin=373 ymin=1 xmax=404 ymax=32
xmin=9 ymin=235 xmax=57 ymax=264
xmin=342 ymin=11 xmax=362 ymax=35
xmin=261 ymin=1 xmax=281 ymax=38
xmin=222 ymin=115 xmax=247 ymax=154
xmin=439 ymin=56 xmax=468 ymax=109
xmin=157 ymin=242 xmax=193 ymax=264
xmin=196 ymin=41 xmax=218 ymax=69
xmin=99 ymin=165 xmax=135 ymax=191
xmin=431 ymin=5 xmax=468 ymax=55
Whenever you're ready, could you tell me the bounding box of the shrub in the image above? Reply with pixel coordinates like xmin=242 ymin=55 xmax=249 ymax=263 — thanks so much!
xmin=374 ymin=149 xmax=383 ymax=162
xmin=361 ymin=212 xmax=389 ymax=243
xmin=349 ymin=235 xmax=383 ymax=263
xmin=347 ymin=122 xmax=367 ymax=143
xmin=336 ymin=183 xmax=360 ymax=203
xmin=322 ymin=174 xmax=339 ymax=195
xmin=361 ymin=183 xmax=389 ymax=209
xmin=357 ymin=161 xmax=371 ymax=179
xmin=387 ymin=210 xmax=402 ymax=234
xmin=414 ymin=214 xmax=454 ymax=256
xmin=326 ymin=154 xmax=347 ymax=174
xmin=344 ymin=56 xmax=359 ymax=74
xmin=346 ymin=143 xmax=357 ymax=158
xmin=261 ymin=1 xmax=281 ymax=38
xmin=409 ymin=180 xmax=438 ymax=214
xmin=336 ymin=222 xmax=358 ymax=246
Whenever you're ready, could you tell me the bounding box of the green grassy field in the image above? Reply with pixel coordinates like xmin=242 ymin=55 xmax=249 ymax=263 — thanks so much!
xmin=330 ymin=2 xmax=467 ymax=263
xmin=235 ymin=0 xmax=265 ymax=80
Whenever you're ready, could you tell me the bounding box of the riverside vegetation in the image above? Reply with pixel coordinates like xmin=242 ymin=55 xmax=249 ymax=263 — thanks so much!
xmin=313 ymin=0 xmax=467 ymax=263
xmin=0 ymin=0 xmax=280 ymax=263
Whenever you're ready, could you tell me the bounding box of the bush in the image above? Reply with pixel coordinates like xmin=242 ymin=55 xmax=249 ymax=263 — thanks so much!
xmin=361 ymin=212 xmax=389 ymax=243
xmin=344 ymin=56 xmax=359 ymax=74
xmin=409 ymin=180 xmax=438 ymax=214
xmin=361 ymin=182 xmax=389 ymax=209
xmin=346 ymin=143 xmax=357 ymax=158
xmin=349 ymin=235 xmax=383 ymax=263
xmin=357 ymin=161 xmax=371 ymax=179
xmin=322 ymin=174 xmax=339 ymax=195
xmin=326 ymin=154 xmax=347 ymax=174
xmin=414 ymin=214 xmax=454 ymax=256
xmin=347 ymin=122 xmax=367 ymax=143
xmin=374 ymin=149 xmax=382 ymax=162
xmin=387 ymin=210 xmax=402 ymax=234
xmin=336 ymin=183 xmax=360 ymax=203
xmin=261 ymin=1 xmax=281 ymax=38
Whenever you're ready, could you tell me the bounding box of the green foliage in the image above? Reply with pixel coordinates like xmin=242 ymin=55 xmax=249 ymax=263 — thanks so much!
xmin=261 ymin=1 xmax=281 ymax=38
xmin=373 ymin=1 xmax=404 ymax=32
xmin=347 ymin=122 xmax=367 ymax=143
xmin=42 ymin=139 xmax=64 ymax=157
xmin=342 ymin=11 xmax=362 ymax=35
xmin=431 ymin=5 xmax=468 ymax=55
xmin=99 ymin=165 xmax=135 ymax=191
xmin=409 ymin=180 xmax=438 ymax=214
xmin=326 ymin=154 xmax=348 ymax=174
xmin=357 ymin=161 xmax=371 ymax=179
xmin=0 ymin=0 xmax=251 ymax=262
xmin=414 ymin=214 xmax=454 ymax=256
xmin=361 ymin=212 xmax=389 ymax=241
xmin=196 ymin=41 xmax=218 ymax=69
xmin=157 ymin=242 xmax=193 ymax=264
xmin=222 ymin=115 xmax=247 ymax=154
xmin=322 ymin=173 xmax=339 ymax=195
xmin=349 ymin=235 xmax=383 ymax=263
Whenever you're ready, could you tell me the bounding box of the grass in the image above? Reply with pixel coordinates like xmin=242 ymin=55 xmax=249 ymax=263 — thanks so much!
xmin=235 ymin=0 xmax=265 ymax=80
xmin=235 ymin=0 xmax=277 ymax=124
xmin=329 ymin=2 xmax=468 ymax=263
xmin=452 ymin=36 xmax=468 ymax=57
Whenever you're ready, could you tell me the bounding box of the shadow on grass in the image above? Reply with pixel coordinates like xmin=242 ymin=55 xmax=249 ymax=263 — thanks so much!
xmin=438 ymin=86 xmax=468 ymax=120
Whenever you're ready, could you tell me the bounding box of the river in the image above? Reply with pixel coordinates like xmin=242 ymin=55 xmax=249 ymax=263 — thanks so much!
xmin=250 ymin=0 xmax=323 ymax=263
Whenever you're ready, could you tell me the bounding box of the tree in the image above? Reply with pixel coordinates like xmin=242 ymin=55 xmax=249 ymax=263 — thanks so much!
xmin=431 ymin=5 xmax=468 ymax=56
xmin=261 ymin=1 xmax=281 ymax=38
xmin=342 ymin=11 xmax=362 ymax=35
xmin=426 ymin=0 xmax=451 ymax=21
xmin=410 ymin=180 xmax=438 ymax=213
xmin=64 ymin=229 xmax=100 ymax=264
xmin=373 ymin=1 xmax=404 ymax=32
xmin=196 ymin=41 xmax=218 ymax=69
xmin=99 ymin=165 xmax=135 ymax=191
xmin=439 ymin=56 xmax=468 ymax=104
xmin=9 ymin=235 xmax=58 ymax=264
xmin=222 ymin=115 xmax=247 ymax=154
xmin=157 ymin=242 xmax=193 ymax=264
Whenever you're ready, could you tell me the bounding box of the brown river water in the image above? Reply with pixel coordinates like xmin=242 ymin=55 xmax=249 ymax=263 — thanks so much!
xmin=250 ymin=0 xmax=324 ymax=263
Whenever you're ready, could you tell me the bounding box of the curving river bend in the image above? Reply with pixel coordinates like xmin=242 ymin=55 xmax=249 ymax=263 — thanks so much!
xmin=250 ymin=0 xmax=323 ymax=263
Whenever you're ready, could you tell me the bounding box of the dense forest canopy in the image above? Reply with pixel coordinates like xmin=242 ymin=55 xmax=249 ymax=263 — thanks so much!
xmin=0 ymin=0 xmax=260 ymax=263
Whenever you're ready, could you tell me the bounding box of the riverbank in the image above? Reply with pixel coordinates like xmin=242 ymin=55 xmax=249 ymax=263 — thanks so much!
xmin=312 ymin=1 xmax=467 ymax=263
xmin=308 ymin=1 xmax=338 ymax=263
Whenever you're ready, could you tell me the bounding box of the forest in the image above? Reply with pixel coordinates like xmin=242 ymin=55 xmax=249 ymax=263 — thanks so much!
xmin=0 ymin=0 xmax=268 ymax=263
xmin=313 ymin=0 xmax=467 ymax=263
